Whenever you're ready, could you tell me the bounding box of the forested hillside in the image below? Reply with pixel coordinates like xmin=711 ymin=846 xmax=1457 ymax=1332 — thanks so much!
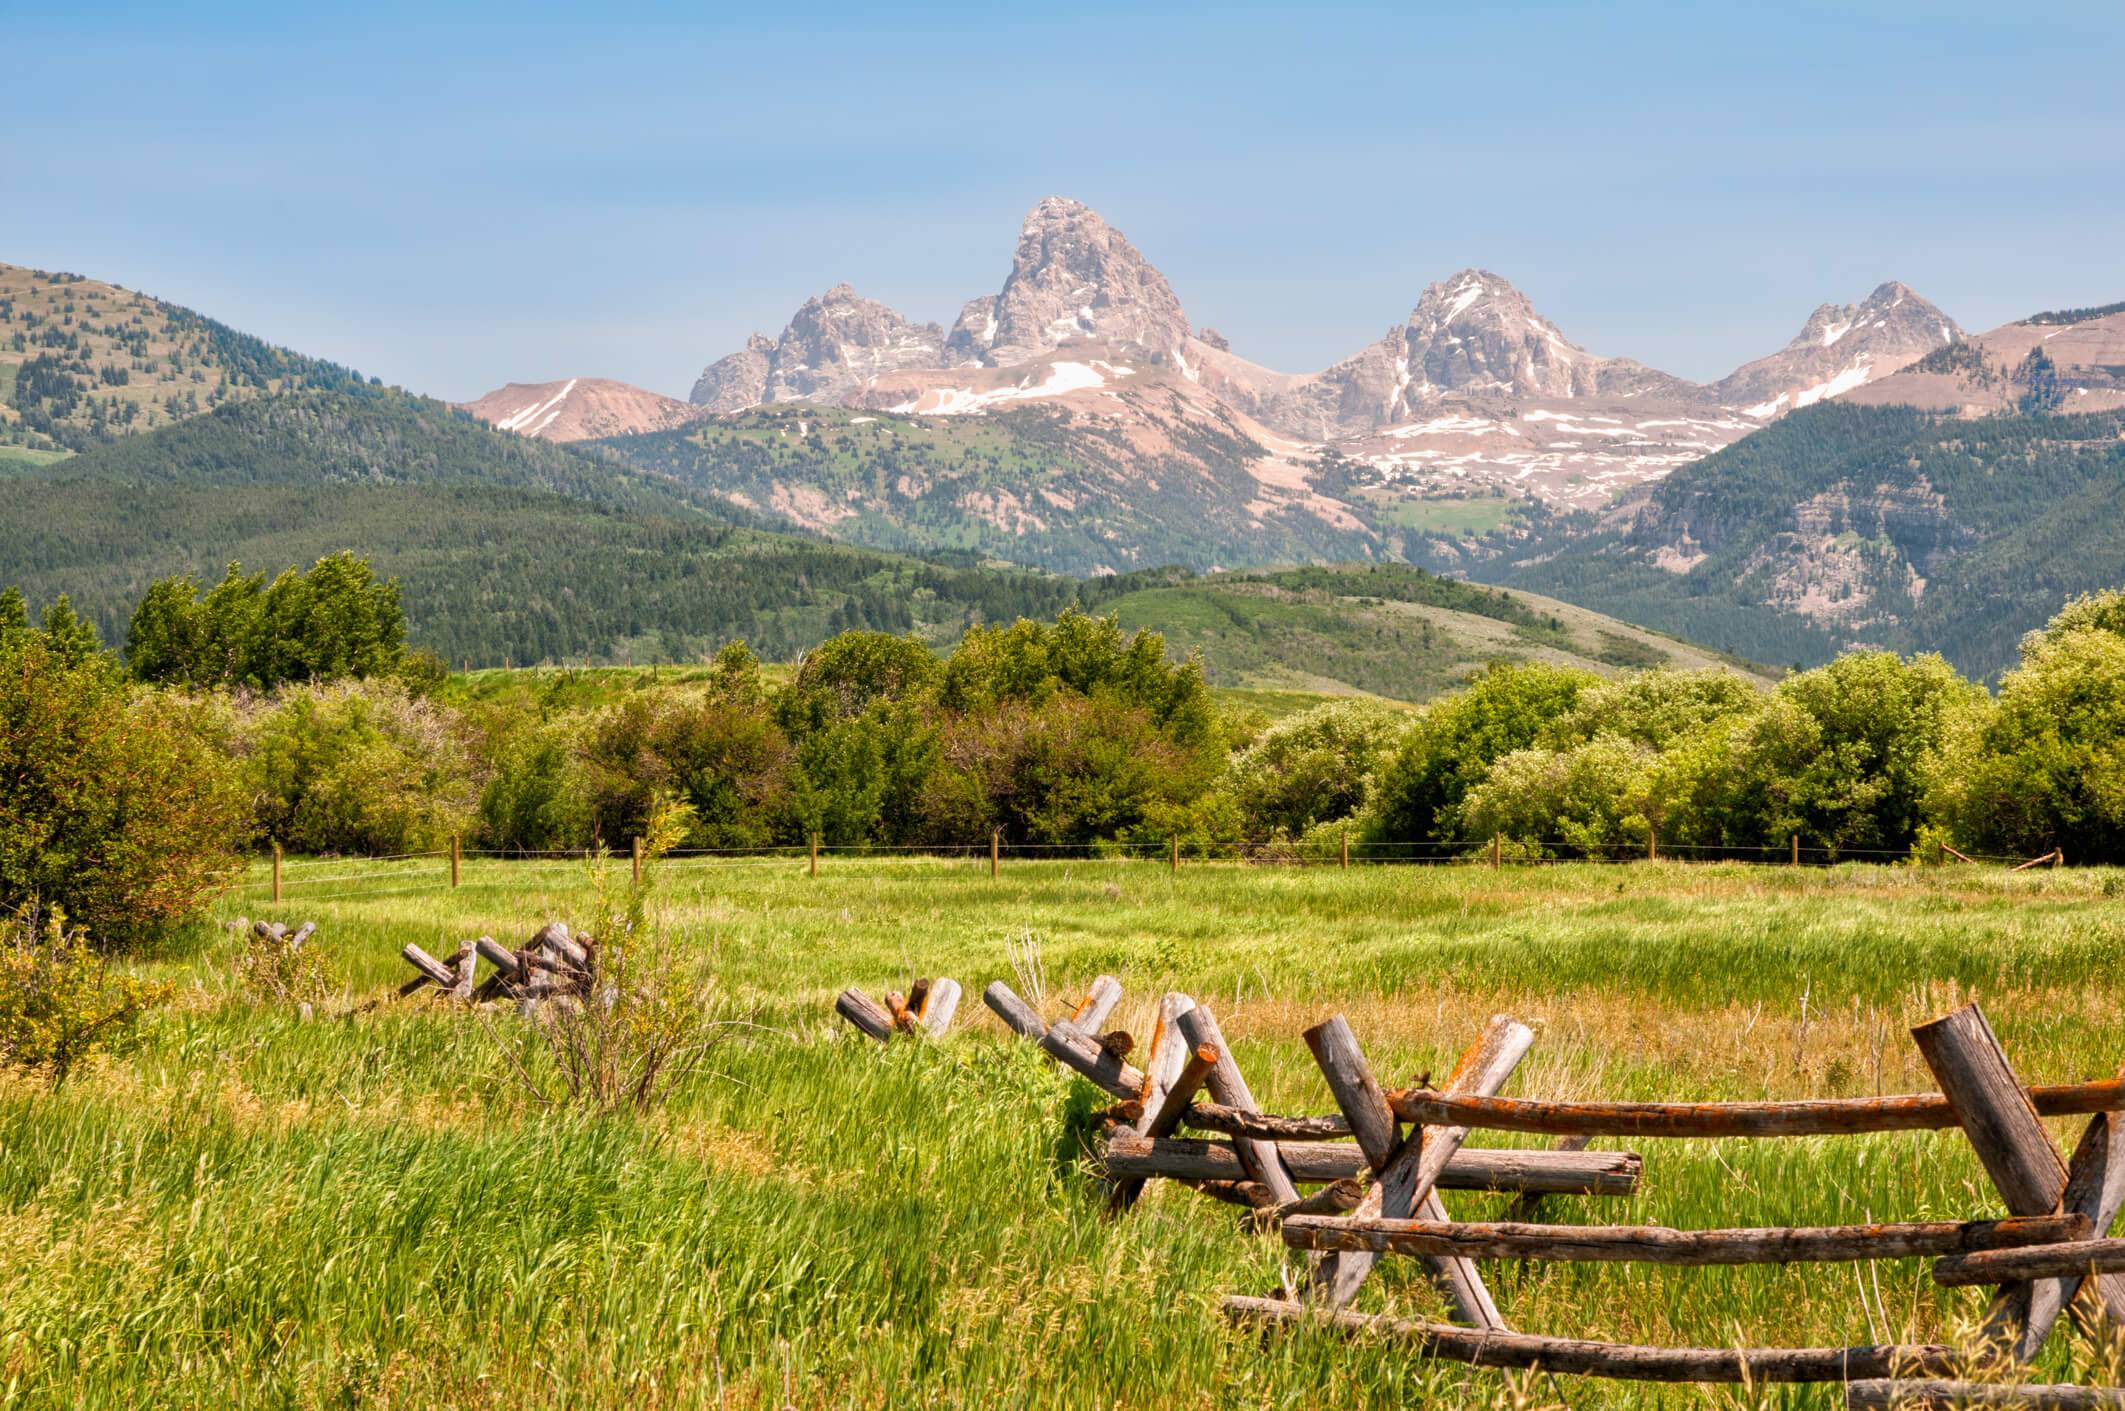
xmin=0 ymin=262 xmax=371 ymax=452
xmin=1495 ymin=402 xmax=2125 ymax=675
xmin=0 ymin=389 xmax=1076 ymax=663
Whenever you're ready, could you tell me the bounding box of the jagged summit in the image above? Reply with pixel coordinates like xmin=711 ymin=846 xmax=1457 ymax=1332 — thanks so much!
xmin=690 ymin=283 xmax=944 ymax=411
xmin=1715 ymin=281 xmax=1960 ymax=415
xmin=943 ymin=196 xmax=1193 ymax=366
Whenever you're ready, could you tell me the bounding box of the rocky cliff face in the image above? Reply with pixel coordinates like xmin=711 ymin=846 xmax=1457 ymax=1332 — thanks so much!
xmin=1714 ymin=282 xmax=1961 ymax=416
xmin=690 ymin=285 xmax=944 ymax=410
xmin=944 ymin=196 xmax=1194 ymax=366
xmin=1255 ymin=270 xmax=1708 ymax=440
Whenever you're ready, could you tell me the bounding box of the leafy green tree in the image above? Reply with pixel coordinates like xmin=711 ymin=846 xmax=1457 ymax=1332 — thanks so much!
xmin=127 ymin=553 xmax=402 ymax=688
xmin=579 ymin=691 xmax=796 ymax=850
xmin=1366 ymin=662 xmax=1599 ymax=847
xmin=1933 ymin=591 xmax=2125 ymax=861
xmin=1224 ymin=698 xmax=1410 ymax=843
xmin=1666 ymin=652 xmax=1981 ymax=857
xmin=0 ymin=587 xmax=27 ymax=640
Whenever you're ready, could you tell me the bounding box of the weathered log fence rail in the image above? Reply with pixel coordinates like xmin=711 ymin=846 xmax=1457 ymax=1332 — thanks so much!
xmin=829 ymin=973 xmax=2124 ymax=1400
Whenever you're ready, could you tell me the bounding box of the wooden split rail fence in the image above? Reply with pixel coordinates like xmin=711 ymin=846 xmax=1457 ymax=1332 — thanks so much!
xmin=832 ymin=976 xmax=2124 ymax=1403
xmin=397 ymin=920 xmax=598 ymax=1013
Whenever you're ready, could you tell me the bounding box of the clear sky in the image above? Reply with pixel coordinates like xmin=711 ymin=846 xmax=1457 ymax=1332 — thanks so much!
xmin=6 ymin=2 xmax=2122 ymax=402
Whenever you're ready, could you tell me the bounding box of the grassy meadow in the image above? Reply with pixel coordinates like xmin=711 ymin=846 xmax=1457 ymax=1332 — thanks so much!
xmin=6 ymin=857 xmax=2125 ymax=1408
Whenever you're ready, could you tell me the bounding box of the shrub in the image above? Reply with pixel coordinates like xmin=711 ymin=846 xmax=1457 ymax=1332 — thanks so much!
xmin=233 ymin=922 xmax=333 ymax=1004
xmin=1366 ymin=662 xmax=1598 ymax=846
xmin=0 ymin=634 xmax=247 ymax=943
xmin=578 ymin=689 xmax=797 ymax=850
xmin=0 ymin=902 xmax=171 ymax=1085
xmin=1224 ymin=698 xmax=1410 ymax=843
xmin=1933 ymin=592 xmax=2125 ymax=861
xmin=246 ymin=680 xmax=481 ymax=855
xmin=477 ymin=715 xmax=593 ymax=852
xmin=922 ymin=694 xmax=1213 ymax=847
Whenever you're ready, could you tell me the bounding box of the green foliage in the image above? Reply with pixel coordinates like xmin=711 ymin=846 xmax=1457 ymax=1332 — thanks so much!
xmin=476 ymin=716 xmax=592 ymax=853
xmin=0 ymin=635 xmax=246 ymax=943
xmin=940 ymin=608 xmax=1216 ymax=746
xmin=1658 ymin=653 xmax=1982 ymax=858
xmin=128 ymin=552 xmax=406 ymax=689
xmin=1223 ymin=698 xmax=1410 ymax=843
xmin=578 ymin=687 xmax=797 ymax=850
xmin=921 ymin=693 xmax=1214 ymax=847
xmin=1460 ymin=735 xmax=1659 ymax=858
xmin=245 ymin=681 xmax=481 ymax=856
xmin=1366 ymin=661 xmax=1599 ymax=846
xmin=496 ymin=800 xmax=739 ymax=1114
xmin=1934 ymin=591 xmax=2125 ymax=862
xmin=0 ymin=903 xmax=170 ymax=1085
xmin=233 ymin=923 xmax=334 ymax=1005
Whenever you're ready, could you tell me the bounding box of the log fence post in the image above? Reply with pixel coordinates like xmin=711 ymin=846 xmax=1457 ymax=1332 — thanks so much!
xmin=990 ymin=828 xmax=1000 ymax=879
xmin=1792 ymin=833 xmax=1801 ymax=866
xmin=810 ymin=833 xmax=819 ymax=878
xmin=272 ymin=842 xmax=282 ymax=902
xmin=1492 ymin=833 xmax=1501 ymax=870
xmin=451 ymin=834 xmax=461 ymax=889
xmin=1302 ymin=1013 xmax=1521 ymax=1326
xmin=1174 ymin=1005 xmax=1302 ymax=1209
xmin=1171 ymin=835 xmax=1179 ymax=874
xmin=1912 ymin=1003 xmax=2088 ymax=1363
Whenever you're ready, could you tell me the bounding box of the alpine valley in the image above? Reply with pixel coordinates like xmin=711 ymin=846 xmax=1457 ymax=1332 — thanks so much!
xmin=6 ymin=192 xmax=2122 ymax=681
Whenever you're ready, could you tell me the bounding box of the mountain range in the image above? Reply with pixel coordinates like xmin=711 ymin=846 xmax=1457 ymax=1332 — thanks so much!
xmin=463 ymin=197 xmax=1961 ymax=529
xmin=6 ymin=204 xmax=2122 ymax=681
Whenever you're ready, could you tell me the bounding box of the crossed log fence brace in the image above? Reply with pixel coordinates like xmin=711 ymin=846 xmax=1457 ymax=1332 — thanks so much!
xmin=397 ymin=921 xmax=597 ymax=1012
xmin=835 ymin=974 xmax=2125 ymax=1405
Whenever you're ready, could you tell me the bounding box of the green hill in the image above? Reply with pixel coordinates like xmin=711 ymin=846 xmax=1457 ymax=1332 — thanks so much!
xmin=0 ymin=388 xmax=1074 ymax=664
xmin=1493 ymin=402 xmax=2125 ymax=677
xmin=1080 ymin=563 xmax=1774 ymax=700
xmin=0 ymin=261 xmax=371 ymax=453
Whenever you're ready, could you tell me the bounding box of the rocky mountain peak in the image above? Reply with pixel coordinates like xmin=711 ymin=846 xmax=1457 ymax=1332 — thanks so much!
xmin=1716 ymin=281 xmax=1961 ymax=414
xmin=945 ymin=195 xmax=1193 ymax=366
xmin=691 ymin=285 xmax=945 ymax=411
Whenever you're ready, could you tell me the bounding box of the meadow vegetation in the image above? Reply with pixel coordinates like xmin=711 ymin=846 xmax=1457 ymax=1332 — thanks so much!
xmin=2 ymin=856 xmax=2123 ymax=1406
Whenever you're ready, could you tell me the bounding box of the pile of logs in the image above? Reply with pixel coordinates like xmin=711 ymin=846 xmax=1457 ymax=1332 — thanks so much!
xmin=246 ymin=918 xmax=317 ymax=950
xmin=398 ymin=921 xmax=596 ymax=1013
xmin=835 ymin=977 xmax=963 ymax=1041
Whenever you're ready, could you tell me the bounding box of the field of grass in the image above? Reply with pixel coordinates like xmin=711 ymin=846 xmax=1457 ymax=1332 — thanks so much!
xmin=6 ymin=858 xmax=2125 ymax=1407
xmin=1371 ymin=494 xmax=1519 ymax=537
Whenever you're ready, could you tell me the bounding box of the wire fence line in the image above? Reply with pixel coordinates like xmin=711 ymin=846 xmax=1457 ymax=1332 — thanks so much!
xmin=232 ymin=831 xmax=2066 ymax=905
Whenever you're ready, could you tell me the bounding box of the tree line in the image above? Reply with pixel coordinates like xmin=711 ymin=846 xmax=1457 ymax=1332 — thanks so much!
xmin=6 ymin=553 xmax=2125 ymax=950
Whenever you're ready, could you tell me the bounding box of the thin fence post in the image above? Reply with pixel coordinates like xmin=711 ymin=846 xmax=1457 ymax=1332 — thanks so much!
xmin=272 ymin=842 xmax=282 ymax=903
xmin=1171 ymin=835 xmax=1179 ymax=874
xmin=1491 ymin=833 xmax=1501 ymax=870
xmin=1792 ymin=833 xmax=1800 ymax=866
xmin=1647 ymin=828 xmax=1658 ymax=862
xmin=810 ymin=832 xmax=819 ymax=878
xmin=451 ymin=834 xmax=460 ymax=889
xmin=990 ymin=828 xmax=1000 ymax=880
xmin=631 ymin=835 xmax=643 ymax=886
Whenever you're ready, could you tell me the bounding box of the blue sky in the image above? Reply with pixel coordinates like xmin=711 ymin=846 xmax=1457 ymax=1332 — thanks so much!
xmin=6 ymin=2 xmax=2122 ymax=401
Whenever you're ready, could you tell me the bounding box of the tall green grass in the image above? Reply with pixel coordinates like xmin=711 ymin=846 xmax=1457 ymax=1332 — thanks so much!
xmin=4 ymin=860 xmax=2123 ymax=1406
